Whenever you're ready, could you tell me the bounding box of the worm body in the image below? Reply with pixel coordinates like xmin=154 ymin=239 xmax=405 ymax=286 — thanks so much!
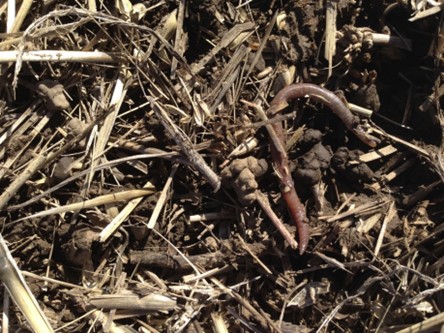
xmin=270 ymin=84 xmax=378 ymax=147
xmin=267 ymin=83 xmax=377 ymax=254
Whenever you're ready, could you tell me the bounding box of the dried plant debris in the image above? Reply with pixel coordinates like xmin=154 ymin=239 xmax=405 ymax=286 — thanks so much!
xmin=0 ymin=1 xmax=442 ymax=332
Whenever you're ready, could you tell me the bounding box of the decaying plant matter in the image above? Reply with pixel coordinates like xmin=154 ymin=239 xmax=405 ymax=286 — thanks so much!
xmin=0 ymin=1 xmax=442 ymax=332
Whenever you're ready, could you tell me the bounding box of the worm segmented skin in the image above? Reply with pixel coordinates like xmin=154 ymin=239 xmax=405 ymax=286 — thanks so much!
xmin=268 ymin=83 xmax=377 ymax=254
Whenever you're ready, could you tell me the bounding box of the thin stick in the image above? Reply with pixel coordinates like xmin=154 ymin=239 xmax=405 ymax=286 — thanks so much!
xmin=0 ymin=235 xmax=54 ymax=333
xmin=237 ymin=234 xmax=273 ymax=274
xmin=0 ymin=50 xmax=123 ymax=63
xmin=374 ymin=201 xmax=396 ymax=256
xmin=323 ymin=199 xmax=389 ymax=222
xmin=256 ymin=192 xmax=298 ymax=250
xmin=149 ymin=98 xmax=221 ymax=191
xmin=16 ymin=188 xmax=156 ymax=221
xmin=147 ymin=164 xmax=178 ymax=229
xmin=9 ymin=0 xmax=32 ymax=34
xmin=371 ymin=158 xmax=416 ymax=191
xmin=6 ymin=0 xmax=15 ymax=33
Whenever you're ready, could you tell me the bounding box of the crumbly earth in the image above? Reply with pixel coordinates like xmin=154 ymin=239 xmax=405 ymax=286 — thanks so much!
xmin=0 ymin=1 xmax=442 ymax=332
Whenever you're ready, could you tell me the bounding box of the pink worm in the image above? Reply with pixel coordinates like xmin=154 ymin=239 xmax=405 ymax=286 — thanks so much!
xmin=267 ymin=83 xmax=377 ymax=254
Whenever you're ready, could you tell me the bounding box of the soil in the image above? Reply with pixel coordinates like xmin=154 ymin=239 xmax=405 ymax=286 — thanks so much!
xmin=0 ymin=1 xmax=443 ymax=332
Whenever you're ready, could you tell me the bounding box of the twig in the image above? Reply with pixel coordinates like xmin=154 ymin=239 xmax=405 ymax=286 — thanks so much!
xmin=255 ymin=192 xmax=298 ymax=250
xmin=149 ymin=98 xmax=221 ymax=191
xmin=7 ymin=152 xmax=177 ymax=211
xmin=237 ymin=235 xmax=273 ymax=275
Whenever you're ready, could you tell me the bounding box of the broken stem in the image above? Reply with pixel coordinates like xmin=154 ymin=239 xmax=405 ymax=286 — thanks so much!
xmin=149 ymin=98 xmax=221 ymax=191
xmin=256 ymin=191 xmax=298 ymax=250
xmin=0 ymin=235 xmax=53 ymax=333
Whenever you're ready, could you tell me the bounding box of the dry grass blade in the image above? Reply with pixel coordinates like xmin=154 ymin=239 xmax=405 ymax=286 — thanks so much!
xmin=324 ymin=0 xmax=337 ymax=78
xmin=394 ymin=309 xmax=444 ymax=333
xmin=0 ymin=235 xmax=53 ymax=333
xmin=6 ymin=0 xmax=15 ymax=33
xmin=359 ymin=145 xmax=397 ymax=163
xmin=210 ymin=277 xmax=283 ymax=333
xmin=8 ymin=0 xmax=32 ymax=34
xmin=211 ymin=313 xmax=229 ymax=333
xmin=0 ymin=113 xmax=105 ymax=211
xmin=89 ymin=293 xmax=176 ymax=311
xmin=16 ymin=188 xmax=156 ymax=221
xmin=89 ymin=310 xmax=135 ymax=333
xmin=323 ymin=199 xmax=390 ymax=223
xmin=99 ymin=180 xmax=155 ymax=242
xmin=147 ymin=164 xmax=177 ymax=229
xmin=7 ymin=152 xmax=173 ymax=211
xmin=0 ymin=50 xmax=123 ymax=63
xmin=0 ymin=102 xmax=44 ymax=181
xmin=92 ymin=69 xmax=128 ymax=165
xmin=189 ymin=22 xmax=254 ymax=76
xmin=374 ymin=201 xmax=397 ymax=256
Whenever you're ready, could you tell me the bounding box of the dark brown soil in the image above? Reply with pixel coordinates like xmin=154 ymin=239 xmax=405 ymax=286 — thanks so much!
xmin=0 ymin=1 xmax=443 ymax=332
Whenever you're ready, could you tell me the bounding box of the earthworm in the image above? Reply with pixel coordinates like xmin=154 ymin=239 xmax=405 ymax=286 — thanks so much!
xmin=267 ymin=83 xmax=378 ymax=254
